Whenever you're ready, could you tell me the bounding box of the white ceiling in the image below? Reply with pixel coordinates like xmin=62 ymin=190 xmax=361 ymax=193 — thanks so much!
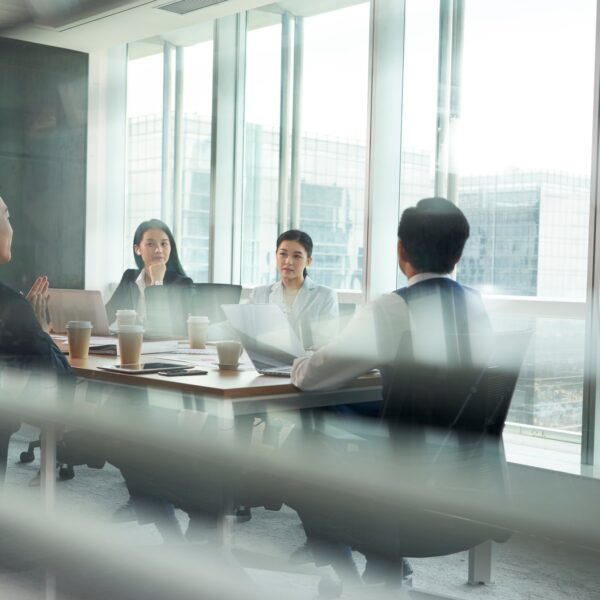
xmin=0 ymin=0 xmax=366 ymax=53
xmin=0 ymin=0 xmax=272 ymax=52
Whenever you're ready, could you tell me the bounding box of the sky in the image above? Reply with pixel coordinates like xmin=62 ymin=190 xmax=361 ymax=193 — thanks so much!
xmin=127 ymin=0 xmax=597 ymax=176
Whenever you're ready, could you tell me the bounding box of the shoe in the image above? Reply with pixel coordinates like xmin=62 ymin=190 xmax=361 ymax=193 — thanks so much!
xmin=234 ymin=506 xmax=252 ymax=523
xmin=289 ymin=542 xmax=314 ymax=565
xmin=112 ymin=499 xmax=137 ymax=523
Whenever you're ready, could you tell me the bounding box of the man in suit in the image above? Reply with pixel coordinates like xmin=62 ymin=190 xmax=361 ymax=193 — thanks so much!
xmin=290 ymin=196 xmax=493 ymax=585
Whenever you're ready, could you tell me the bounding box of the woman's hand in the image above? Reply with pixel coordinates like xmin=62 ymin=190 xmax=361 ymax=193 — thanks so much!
xmin=26 ymin=276 xmax=50 ymax=333
xmin=148 ymin=261 xmax=166 ymax=285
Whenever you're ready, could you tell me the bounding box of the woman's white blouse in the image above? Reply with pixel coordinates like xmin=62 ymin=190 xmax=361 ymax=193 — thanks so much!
xmin=249 ymin=276 xmax=339 ymax=350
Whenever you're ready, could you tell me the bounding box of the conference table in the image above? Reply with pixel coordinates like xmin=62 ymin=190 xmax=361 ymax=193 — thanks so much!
xmin=39 ymin=343 xmax=382 ymax=501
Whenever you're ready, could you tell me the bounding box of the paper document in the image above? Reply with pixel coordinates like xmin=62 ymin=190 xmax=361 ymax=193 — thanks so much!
xmin=88 ymin=336 xmax=179 ymax=356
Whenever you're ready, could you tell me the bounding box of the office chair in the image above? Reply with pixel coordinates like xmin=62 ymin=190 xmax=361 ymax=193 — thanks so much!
xmin=190 ymin=283 xmax=242 ymax=324
xmin=284 ymin=329 xmax=531 ymax=597
xmin=19 ymin=439 xmax=75 ymax=480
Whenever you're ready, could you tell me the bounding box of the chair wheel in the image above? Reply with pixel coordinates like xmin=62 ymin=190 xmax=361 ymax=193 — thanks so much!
xmin=19 ymin=451 xmax=35 ymax=463
xmin=318 ymin=576 xmax=343 ymax=598
xmin=58 ymin=465 xmax=75 ymax=480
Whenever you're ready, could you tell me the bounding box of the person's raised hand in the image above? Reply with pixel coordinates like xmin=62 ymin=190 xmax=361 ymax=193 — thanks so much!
xmin=26 ymin=275 xmax=48 ymax=303
xmin=26 ymin=276 xmax=50 ymax=332
xmin=148 ymin=261 xmax=166 ymax=285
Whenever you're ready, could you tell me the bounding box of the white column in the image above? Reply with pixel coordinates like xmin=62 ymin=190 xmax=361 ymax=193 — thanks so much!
xmin=209 ymin=14 xmax=246 ymax=283
xmin=363 ymin=0 xmax=406 ymax=300
xmin=85 ymin=46 xmax=128 ymax=299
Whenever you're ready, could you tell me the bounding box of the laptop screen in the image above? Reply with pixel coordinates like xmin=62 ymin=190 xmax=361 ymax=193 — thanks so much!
xmin=47 ymin=289 xmax=110 ymax=336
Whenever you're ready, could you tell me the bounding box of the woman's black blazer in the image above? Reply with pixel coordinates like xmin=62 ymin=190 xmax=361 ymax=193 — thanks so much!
xmin=105 ymin=269 xmax=193 ymax=325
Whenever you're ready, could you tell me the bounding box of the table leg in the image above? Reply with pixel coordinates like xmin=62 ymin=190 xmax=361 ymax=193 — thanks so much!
xmin=40 ymin=425 xmax=57 ymax=600
xmin=40 ymin=425 xmax=56 ymax=509
xmin=468 ymin=540 xmax=495 ymax=585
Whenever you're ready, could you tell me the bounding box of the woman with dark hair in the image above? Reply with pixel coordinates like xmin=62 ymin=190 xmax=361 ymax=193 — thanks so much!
xmin=249 ymin=229 xmax=338 ymax=350
xmin=105 ymin=219 xmax=192 ymax=326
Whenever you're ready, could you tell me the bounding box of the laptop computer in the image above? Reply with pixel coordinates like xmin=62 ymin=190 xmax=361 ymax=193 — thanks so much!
xmin=47 ymin=289 xmax=111 ymax=336
xmin=221 ymin=304 xmax=305 ymax=377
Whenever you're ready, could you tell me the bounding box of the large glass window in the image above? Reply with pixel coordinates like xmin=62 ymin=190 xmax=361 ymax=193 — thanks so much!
xmin=125 ymin=33 xmax=213 ymax=282
xmin=455 ymin=0 xmax=595 ymax=301
xmin=178 ymin=40 xmax=213 ymax=282
xmin=298 ymin=2 xmax=370 ymax=291
xmin=241 ymin=11 xmax=282 ymax=286
xmin=399 ymin=0 xmax=439 ymax=210
xmin=125 ymin=44 xmax=165 ymax=266
xmin=452 ymin=0 xmax=596 ymax=436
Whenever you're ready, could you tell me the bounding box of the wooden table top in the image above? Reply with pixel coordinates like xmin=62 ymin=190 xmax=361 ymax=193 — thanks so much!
xmin=68 ymin=352 xmax=380 ymax=402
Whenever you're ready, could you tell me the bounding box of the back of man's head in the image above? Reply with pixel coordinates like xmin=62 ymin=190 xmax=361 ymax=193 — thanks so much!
xmin=398 ymin=197 xmax=469 ymax=274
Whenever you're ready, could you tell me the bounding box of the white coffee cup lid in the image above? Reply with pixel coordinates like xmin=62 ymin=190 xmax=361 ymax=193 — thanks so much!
xmin=66 ymin=321 xmax=93 ymax=329
xmin=117 ymin=325 xmax=144 ymax=333
xmin=188 ymin=315 xmax=209 ymax=323
xmin=116 ymin=309 xmax=137 ymax=315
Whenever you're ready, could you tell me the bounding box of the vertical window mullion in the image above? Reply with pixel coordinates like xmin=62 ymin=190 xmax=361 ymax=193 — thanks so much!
xmin=290 ymin=16 xmax=304 ymax=229
xmin=161 ymin=42 xmax=175 ymax=224
xmin=278 ymin=11 xmax=294 ymax=234
xmin=582 ymin=0 xmax=600 ymax=465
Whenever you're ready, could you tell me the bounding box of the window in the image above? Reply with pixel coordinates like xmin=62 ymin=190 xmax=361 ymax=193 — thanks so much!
xmin=240 ymin=11 xmax=282 ymax=287
xmin=125 ymin=31 xmax=213 ymax=282
xmin=452 ymin=0 xmax=596 ymax=436
xmin=125 ymin=45 xmax=165 ymax=265
xmin=298 ymin=3 xmax=370 ymax=291
xmin=178 ymin=40 xmax=213 ymax=282
xmin=455 ymin=0 xmax=595 ymax=301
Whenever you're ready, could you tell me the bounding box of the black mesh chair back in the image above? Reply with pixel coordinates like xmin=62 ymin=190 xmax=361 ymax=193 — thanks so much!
xmin=190 ymin=284 xmax=242 ymax=324
xmin=482 ymin=329 xmax=532 ymax=436
xmin=381 ymin=329 xmax=531 ymax=439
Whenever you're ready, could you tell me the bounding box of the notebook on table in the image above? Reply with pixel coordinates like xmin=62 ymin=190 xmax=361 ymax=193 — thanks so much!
xmin=47 ymin=289 xmax=110 ymax=336
xmin=221 ymin=304 xmax=306 ymax=377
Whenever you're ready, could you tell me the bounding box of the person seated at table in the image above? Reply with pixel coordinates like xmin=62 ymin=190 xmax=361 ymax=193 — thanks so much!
xmin=289 ymin=197 xmax=493 ymax=585
xmin=106 ymin=219 xmax=192 ymax=335
xmin=0 ymin=195 xmax=72 ymax=481
xmin=249 ymin=229 xmax=338 ymax=351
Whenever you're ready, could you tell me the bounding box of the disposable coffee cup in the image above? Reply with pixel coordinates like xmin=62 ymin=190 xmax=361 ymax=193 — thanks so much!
xmin=66 ymin=321 xmax=93 ymax=359
xmin=188 ymin=316 xmax=209 ymax=349
xmin=216 ymin=340 xmax=243 ymax=370
xmin=117 ymin=324 xmax=144 ymax=367
xmin=116 ymin=309 xmax=137 ymax=328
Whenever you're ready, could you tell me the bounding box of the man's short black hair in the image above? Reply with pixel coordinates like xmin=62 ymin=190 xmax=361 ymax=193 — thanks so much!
xmin=397 ymin=197 xmax=469 ymax=274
